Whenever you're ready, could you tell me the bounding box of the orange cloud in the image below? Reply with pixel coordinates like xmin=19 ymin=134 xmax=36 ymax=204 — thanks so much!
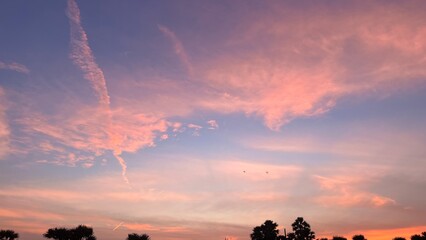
xmin=0 ymin=208 xmax=64 ymax=221
xmin=348 ymin=225 xmax=426 ymax=240
xmin=123 ymin=223 xmax=189 ymax=233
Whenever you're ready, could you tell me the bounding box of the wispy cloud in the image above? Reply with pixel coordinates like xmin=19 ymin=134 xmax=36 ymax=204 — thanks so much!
xmin=0 ymin=88 xmax=10 ymax=159
xmin=197 ymin=2 xmax=426 ymax=130
xmin=158 ymin=24 xmax=194 ymax=76
xmin=187 ymin=123 xmax=202 ymax=136
xmin=0 ymin=61 xmax=29 ymax=74
xmin=207 ymin=120 xmax=219 ymax=130
xmin=313 ymin=175 xmax=396 ymax=207
xmin=65 ymin=0 xmax=174 ymax=183
xmin=18 ymin=106 xmax=169 ymax=172
xmin=66 ymin=0 xmax=110 ymax=106
xmin=0 ymin=61 xmax=29 ymax=158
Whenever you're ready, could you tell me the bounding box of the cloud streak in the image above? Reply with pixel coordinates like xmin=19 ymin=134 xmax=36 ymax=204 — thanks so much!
xmin=66 ymin=0 xmax=110 ymax=106
xmin=0 ymin=61 xmax=30 ymax=74
xmin=197 ymin=2 xmax=426 ymax=130
xmin=0 ymin=88 xmax=9 ymax=159
xmin=66 ymin=0 xmax=168 ymax=183
xmin=158 ymin=24 xmax=194 ymax=76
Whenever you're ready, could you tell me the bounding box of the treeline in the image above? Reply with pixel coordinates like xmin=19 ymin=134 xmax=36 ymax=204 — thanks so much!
xmin=1 ymin=218 xmax=425 ymax=240
xmin=0 ymin=226 xmax=149 ymax=240
xmin=249 ymin=217 xmax=426 ymax=240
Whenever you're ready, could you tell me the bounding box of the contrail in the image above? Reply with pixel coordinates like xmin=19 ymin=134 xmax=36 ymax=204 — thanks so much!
xmin=113 ymin=151 xmax=129 ymax=184
xmin=112 ymin=222 xmax=124 ymax=231
xmin=66 ymin=0 xmax=110 ymax=106
xmin=66 ymin=0 xmax=128 ymax=183
xmin=158 ymin=24 xmax=193 ymax=76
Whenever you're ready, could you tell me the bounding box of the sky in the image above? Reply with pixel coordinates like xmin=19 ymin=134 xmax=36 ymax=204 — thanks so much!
xmin=1 ymin=0 xmax=426 ymax=240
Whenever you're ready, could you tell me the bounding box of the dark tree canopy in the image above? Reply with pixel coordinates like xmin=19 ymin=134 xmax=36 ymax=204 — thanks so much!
xmin=0 ymin=230 xmax=19 ymax=240
xmin=352 ymin=235 xmax=366 ymax=240
xmin=43 ymin=225 xmax=96 ymax=240
xmin=287 ymin=217 xmax=315 ymax=240
xmin=332 ymin=237 xmax=347 ymax=240
xmin=71 ymin=225 xmax=96 ymax=240
xmin=393 ymin=237 xmax=407 ymax=240
xmin=250 ymin=220 xmax=284 ymax=240
xmin=411 ymin=232 xmax=426 ymax=240
xmin=44 ymin=228 xmax=71 ymax=240
xmin=127 ymin=233 xmax=150 ymax=240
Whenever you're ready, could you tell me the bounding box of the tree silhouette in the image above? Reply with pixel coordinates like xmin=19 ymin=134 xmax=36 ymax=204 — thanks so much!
xmin=250 ymin=220 xmax=284 ymax=240
xmin=411 ymin=232 xmax=426 ymax=240
xmin=332 ymin=237 xmax=347 ymax=240
xmin=71 ymin=225 xmax=96 ymax=240
xmin=352 ymin=235 xmax=366 ymax=240
xmin=0 ymin=230 xmax=19 ymax=240
xmin=43 ymin=226 xmax=96 ymax=240
xmin=287 ymin=217 xmax=315 ymax=240
xmin=44 ymin=228 xmax=71 ymax=240
xmin=127 ymin=233 xmax=150 ymax=240
xmin=393 ymin=237 xmax=406 ymax=240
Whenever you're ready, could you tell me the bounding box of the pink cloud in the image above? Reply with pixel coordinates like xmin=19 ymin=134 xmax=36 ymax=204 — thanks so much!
xmin=0 ymin=61 xmax=29 ymax=74
xmin=214 ymin=160 xmax=302 ymax=182
xmin=207 ymin=120 xmax=219 ymax=130
xmin=158 ymin=24 xmax=193 ymax=75
xmin=39 ymin=0 xmax=182 ymax=183
xmin=195 ymin=3 xmax=426 ymax=130
xmin=0 ymin=88 xmax=10 ymax=159
xmin=66 ymin=0 xmax=110 ymax=106
xmin=123 ymin=223 xmax=189 ymax=233
xmin=19 ymin=106 xmax=169 ymax=170
xmin=187 ymin=123 xmax=202 ymax=136
xmin=0 ymin=208 xmax=64 ymax=221
xmin=313 ymin=175 xmax=396 ymax=207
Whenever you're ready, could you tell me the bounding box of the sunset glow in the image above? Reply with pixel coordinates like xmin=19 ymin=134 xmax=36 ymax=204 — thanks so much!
xmin=1 ymin=1 xmax=426 ymax=240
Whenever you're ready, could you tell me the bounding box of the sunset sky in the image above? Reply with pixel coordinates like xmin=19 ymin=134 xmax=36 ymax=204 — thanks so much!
xmin=1 ymin=1 xmax=426 ymax=240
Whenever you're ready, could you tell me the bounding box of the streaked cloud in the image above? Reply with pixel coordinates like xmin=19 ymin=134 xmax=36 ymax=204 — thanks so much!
xmin=1 ymin=1 xmax=426 ymax=240
xmin=197 ymin=2 xmax=426 ymax=130
xmin=0 ymin=61 xmax=29 ymax=74
xmin=158 ymin=24 xmax=194 ymax=75
xmin=314 ymin=175 xmax=396 ymax=207
xmin=66 ymin=0 xmax=110 ymax=106
xmin=0 ymin=88 xmax=10 ymax=159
